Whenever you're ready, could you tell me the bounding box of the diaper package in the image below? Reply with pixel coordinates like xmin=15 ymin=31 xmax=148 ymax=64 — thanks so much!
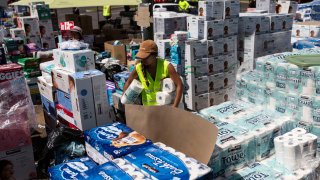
xmin=78 ymin=159 xmax=149 ymax=179
xmin=84 ymin=123 xmax=152 ymax=161
xmin=48 ymin=157 xmax=97 ymax=180
xmin=124 ymin=143 xmax=212 ymax=180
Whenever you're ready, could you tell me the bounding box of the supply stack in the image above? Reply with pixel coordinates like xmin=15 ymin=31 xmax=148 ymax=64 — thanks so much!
xmin=291 ymin=21 xmax=320 ymax=47
xmin=38 ymin=44 xmax=114 ymax=131
xmin=238 ymin=11 xmax=294 ymax=72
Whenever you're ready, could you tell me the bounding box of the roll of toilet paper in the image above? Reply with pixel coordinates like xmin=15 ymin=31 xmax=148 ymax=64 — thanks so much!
xmin=284 ymin=132 xmax=296 ymax=139
xmin=121 ymin=79 xmax=143 ymax=104
xmin=299 ymin=95 xmax=313 ymax=123
xmin=156 ymin=92 xmax=173 ymax=105
xmin=283 ymin=141 xmax=302 ymax=171
xmin=292 ymin=128 xmax=307 ymax=136
xmin=311 ymin=66 xmax=320 ymax=96
xmin=162 ymin=78 xmax=176 ymax=93
xmin=274 ymin=136 xmax=288 ymax=164
xmin=301 ymin=68 xmax=315 ymax=95
xmin=287 ymin=64 xmax=302 ymax=94
xmin=304 ymin=133 xmax=318 ymax=157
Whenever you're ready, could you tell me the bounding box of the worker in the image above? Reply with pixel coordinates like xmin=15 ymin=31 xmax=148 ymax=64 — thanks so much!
xmin=178 ymin=0 xmax=190 ymax=12
xmin=123 ymin=40 xmax=183 ymax=107
xmin=103 ymin=5 xmax=111 ymax=20
xmin=70 ymin=26 xmax=83 ymax=41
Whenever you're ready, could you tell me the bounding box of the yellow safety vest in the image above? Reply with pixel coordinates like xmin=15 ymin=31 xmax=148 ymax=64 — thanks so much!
xmin=103 ymin=5 xmax=111 ymax=17
xmin=136 ymin=59 xmax=169 ymax=106
xmin=179 ymin=0 xmax=190 ymax=12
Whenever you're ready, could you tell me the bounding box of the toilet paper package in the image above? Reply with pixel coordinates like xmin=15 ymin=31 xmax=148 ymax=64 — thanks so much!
xmin=274 ymin=90 xmax=287 ymax=114
xmin=312 ymin=66 xmax=320 ymax=96
xmin=78 ymin=159 xmax=149 ymax=179
xmin=48 ymin=157 xmax=97 ymax=180
xmin=299 ymin=95 xmax=313 ymax=123
xmin=313 ymin=97 xmax=320 ymax=125
xmin=124 ymin=143 xmax=212 ymax=180
xmin=286 ymin=93 xmax=300 ymax=119
xmin=246 ymin=80 xmax=265 ymax=105
xmin=208 ymin=121 xmax=256 ymax=177
xmin=121 ymin=79 xmax=143 ymax=104
xmin=264 ymin=61 xmax=277 ymax=88
xmin=224 ymin=162 xmax=282 ymax=179
xmin=275 ymin=63 xmax=288 ymax=91
xmin=300 ymin=68 xmax=315 ymax=95
xmin=287 ymin=64 xmax=302 ymax=94
xmin=84 ymin=123 xmax=152 ymax=160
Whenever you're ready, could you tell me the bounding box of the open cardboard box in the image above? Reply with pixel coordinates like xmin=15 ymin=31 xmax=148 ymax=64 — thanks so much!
xmin=125 ymin=105 xmax=218 ymax=164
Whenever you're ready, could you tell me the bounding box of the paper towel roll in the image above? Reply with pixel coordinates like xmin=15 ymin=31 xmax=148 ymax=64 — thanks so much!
xmin=283 ymin=141 xmax=302 ymax=171
xmin=284 ymin=132 xmax=296 ymax=140
xmin=292 ymin=128 xmax=307 ymax=136
xmin=156 ymin=92 xmax=173 ymax=105
xmin=162 ymin=78 xmax=176 ymax=93
xmin=274 ymin=136 xmax=288 ymax=164
xmin=121 ymin=79 xmax=143 ymax=104
xmin=232 ymin=138 xmax=246 ymax=170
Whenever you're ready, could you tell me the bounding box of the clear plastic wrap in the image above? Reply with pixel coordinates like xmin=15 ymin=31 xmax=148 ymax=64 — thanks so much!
xmin=58 ymin=40 xmax=89 ymax=50
xmin=0 ymin=77 xmax=38 ymax=151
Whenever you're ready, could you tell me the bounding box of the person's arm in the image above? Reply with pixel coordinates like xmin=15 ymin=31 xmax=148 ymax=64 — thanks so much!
xmin=168 ymin=64 xmax=183 ymax=108
xmin=122 ymin=68 xmax=138 ymax=97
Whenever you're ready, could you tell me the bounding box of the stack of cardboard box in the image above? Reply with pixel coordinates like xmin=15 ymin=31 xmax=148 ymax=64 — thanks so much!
xmin=38 ymin=48 xmax=114 ymax=130
xmin=291 ymin=21 xmax=320 ymax=43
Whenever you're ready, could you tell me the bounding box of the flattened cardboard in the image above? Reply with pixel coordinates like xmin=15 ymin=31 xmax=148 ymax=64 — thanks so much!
xmin=125 ymin=105 xmax=218 ymax=164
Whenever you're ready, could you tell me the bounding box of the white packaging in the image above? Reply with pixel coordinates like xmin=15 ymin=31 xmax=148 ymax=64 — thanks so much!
xmin=223 ymin=18 xmax=239 ymax=37
xmin=37 ymin=76 xmax=56 ymax=102
xmin=309 ymin=25 xmax=320 ymax=38
xmin=156 ymin=92 xmax=174 ymax=105
xmin=53 ymin=49 xmax=95 ymax=73
xmin=279 ymin=14 xmax=294 ymax=31
xmin=157 ymin=39 xmax=171 ymax=60
xmin=154 ymin=32 xmax=170 ymax=41
xmin=224 ymin=70 xmax=236 ymax=88
xmin=51 ymin=68 xmax=72 ymax=93
xmin=162 ymin=78 xmax=176 ymax=93
xmin=278 ymin=1 xmax=298 ymax=14
xmin=174 ymin=31 xmax=188 ymax=41
xmin=260 ymin=15 xmax=271 ymax=34
xmin=85 ymin=142 xmax=108 ymax=165
xmin=283 ymin=141 xmax=302 ymax=171
xmin=17 ymin=16 xmax=40 ymax=38
xmin=69 ymin=71 xmax=97 ymax=130
xmin=195 ymin=76 xmax=209 ymax=95
xmin=208 ymin=38 xmax=223 ymax=57
xmin=223 ymin=36 xmax=237 ymax=54
xmin=256 ymin=0 xmax=276 ymax=13
xmin=198 ymin=1 xmax=213 ymax=20
xmin=121 ymin=79 xmax=143 ymax=104
xmin=212 ymin=1 xmax=224 ymax=20
xmin=239 ymin=15 xmax=260 ymax=35
xmin=154 ymin=16 xmax=187 ymax=35
xmin=268 ymin=14 xmax=282 ymax=32
xmin=9 ymin=28 xmax=25 ymax=40
xmin=187 ymin=16 xmax=205 ymax=39
xmin=208 ymin=56 xmax=224 ymax=75
xmin=196 ymin=93 xmax=209 ymax=111
xmin=204 ymin=20 xmax=224 ymax=40
xmin=292 ymin=24 xmax=311 ymax=37
xmin=185 ymin=40 xmax=207 ymax=66
xmin=209 ymin=73 xmax=224 ymax=92
xmin=224 ymin=0 xmax=240 ymax=19
xmin=195 ymin=58 xmax=208 ymax=78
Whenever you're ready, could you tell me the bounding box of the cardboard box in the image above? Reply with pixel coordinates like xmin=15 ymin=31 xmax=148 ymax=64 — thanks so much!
xmin=310 ymin=25 xmax=320 ymax=38
xmin=154 ymin=32 xmax=171 ymax=41
xmin=53 ymin=49 xmax=95 ymax=72
xmin=37 ymin=76 xmax=56 ymax=102
xmin=17 ymin=17 xmax=40 ymax=38
xmin=154 ymin=16 xmax=187 ymax=35
xmin=209 ymin=73 xmax=224 ymax=92
xmin=56 ymin=103 xmax=74 ymax=125
xmin=278 ymin=1 xmax=298 ymax=15
xmin=185 ymin=92 xmax=209 ymax=111
xmin=223 ymin=18 xmax=239 ymax=37
xmin=256 ymin=0 xmax=276 ymax=13
xmin=41 ymin=37 xmax=56 ymax=49
xmin=292 ymin=24 xmax=311 ymax=37
xmin=187 ymin=16 xmax=205 ymax=39
xmin=9 ymin=28 xmax=25 ymax=40
xmin=224 ymin=0 xmax=240 ymax=19
xmin=268 ymin=14 xmax=282 ymax=32
xmin=39 ymin=19 xmax=54 ymax=39
xmin=185 ymin=40 xmax=207 ymax=67
xmin=207 ymin=39 xmax=223 ymax=57
xmin=0 ymin=145 xmax=36 ymax=180
xmin=224 ymin=70 xmax=236 ymax=88
xmin=41 ymin=95 xmax=57 ymax=117
xmin=204 ymin=20 xmax=224 ymax=40
xmin=198 ymin=1 xmax=213 ymax=20
xmin=208 ymin=56 xmax=224 ymax=75
xmin=260 ymin=15 xmax=271 ymax=34
xmin=208 ymin=90 xmax=224 ymax=106
xmin=104 ymin=41 xmax=127 ymax=65
xmin=157 ymin=39 xmax=171 ymax=60
xmin=56 ymin=89 xmax=72 ymax=112
xmin=51 ymin=68 xmax=72 ymax=93
xmin=224 ymin=52 xmax=237 ymax=72
xmin=212 ymin=1 xmax=224 ymax=20
xmin=195 ymin=58 xmax=208 ymax=78
xmin=223 ymin=36 xmax=236 ymax=54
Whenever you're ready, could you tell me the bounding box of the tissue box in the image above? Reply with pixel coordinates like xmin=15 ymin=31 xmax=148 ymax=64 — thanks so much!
xmin=0 ymin=63 xmax=23 ymax=83
xmin=84 ymin=122 xmax=152 ymax=160
xmin=124 ymin=143 xmax=212 ymax=179
xmin=51 ymin=68 xmax=72 ymax=93
xmin=48 ymin=157 xmax=97 ymax=179
xmin=0 ymin=145 xmax=36 ymax=180
xmin=53 ymin=49 xmax=95 ymax=73
xmin=113 ymin=71 xmax=130 ymax=91
xmin=69 ymin=70 xmax=110 ymax=130
xmin=224 ymin=0 xmax=240 ymax=19
xmin=187 ymin=16 xmax=205 ymax=39
xmin=204 ymin=20 xmax=224 ymax=40
xmin=17 ymin=16 xmax=40 ymax=37
xmin=37 ymin=76 xmax=56 ymax=102
xmin=41 ymin=95 xmax=56 ymax=117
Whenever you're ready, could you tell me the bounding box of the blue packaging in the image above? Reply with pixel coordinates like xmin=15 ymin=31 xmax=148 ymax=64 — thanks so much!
xmin=113 ymin=72 xmax=130 ymax=91
xmin=41 ymin=95 xmax=57 ymax=117
xmin=56 ymin=89 xmax=72 ymax=112
xmin=124 ymin=144 xmax=211 ymax=180
xmin=84 ymin=123 xmax=152 ymax=160
xmin=78 ymin=161 xmax=144 ymax=180
xmin=170 ymin=45 xmax=181 ymax=65
xmin=106 ymin=81 xmax=116 ymax=106
xmin=48 ymin=157 xmax=97 ymax=180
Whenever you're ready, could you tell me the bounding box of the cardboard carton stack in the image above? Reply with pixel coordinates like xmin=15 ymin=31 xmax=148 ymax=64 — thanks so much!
xmin=237 ymin=12 xmax=293 ymax=72
xmin=38 ymin=48 xmax=114 ymax=131
xmin=17 ymin=16 xmax=42 ymax=47
xmin=291 ymin=21 xmax=320 ymax=43
xmin=256 ymin=0 xmax=298 ymax=14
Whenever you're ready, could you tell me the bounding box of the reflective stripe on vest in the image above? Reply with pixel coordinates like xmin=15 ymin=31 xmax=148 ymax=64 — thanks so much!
xmin=136 ymin=59 xmax=169 ymax=106
xmin=103 ymin=5 xmax=111 ymax=17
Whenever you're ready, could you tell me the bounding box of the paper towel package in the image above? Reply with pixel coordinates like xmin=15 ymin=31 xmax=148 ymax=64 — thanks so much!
xmin=52 ymin=68 xmax=72 ymax=93
xmin=84 ymin=123 xmax=152 ymax=160
xmin=113 ymin=71 xmax=130 ymax=91
xmin=78 ymin=159 xmax=149 ymax=179
xmin=208 ymin=121 xmax=255 ymax=178
xmin=48 ymin=157 xmax=97 ymax=179
xmin=204 ymin=20 xmax=224 ymax=40
xmin=187 ymin=16 xmax=205 ymax=39
xmin=124 ymin=143 xmax=212 ymax=180
xmin=53 ymin=49 xmax=95 ymax=73
xmin=37 ymin=76 xmax=55 ymax=102
xmin=224 ymin=0 xmax=240 ymax=19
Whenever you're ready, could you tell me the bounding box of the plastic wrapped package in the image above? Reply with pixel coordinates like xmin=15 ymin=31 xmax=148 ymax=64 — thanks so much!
xmin=58 ymin=40 xmax=89 ymax=50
